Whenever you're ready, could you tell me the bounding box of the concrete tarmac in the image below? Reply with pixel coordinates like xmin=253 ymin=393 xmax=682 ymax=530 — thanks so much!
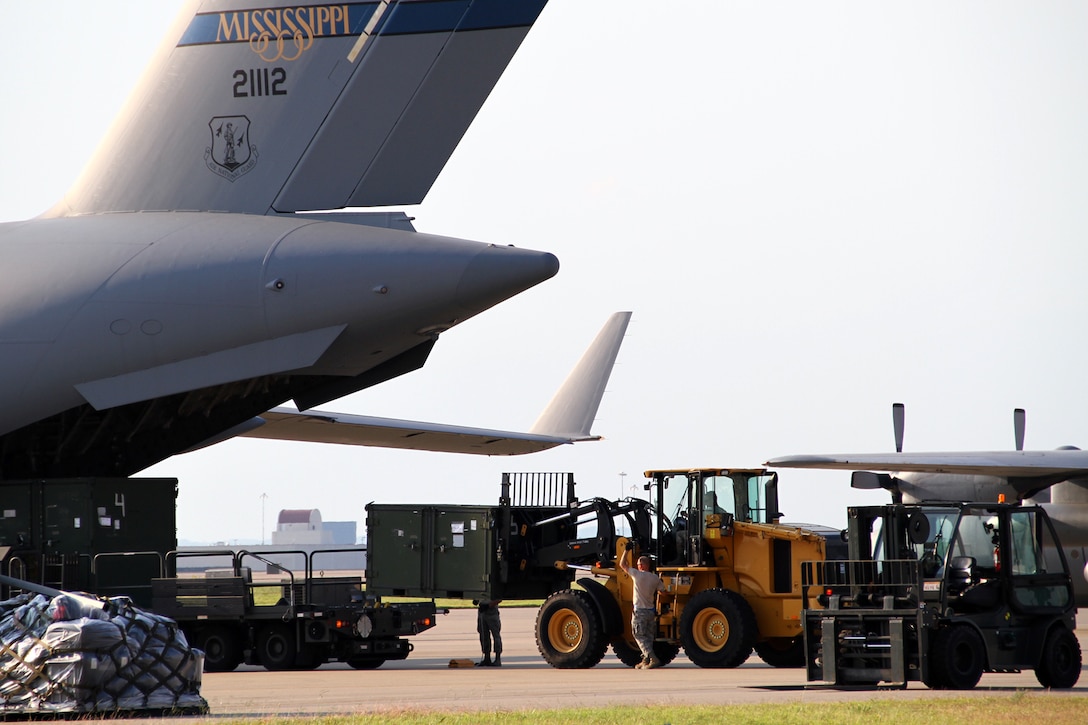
xmin=179 ymin=607 xmax=1088 ymax=720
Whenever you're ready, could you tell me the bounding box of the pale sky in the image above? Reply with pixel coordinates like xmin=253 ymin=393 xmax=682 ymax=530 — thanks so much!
xmin=2 ymin=2 xmax=1086 ymax=543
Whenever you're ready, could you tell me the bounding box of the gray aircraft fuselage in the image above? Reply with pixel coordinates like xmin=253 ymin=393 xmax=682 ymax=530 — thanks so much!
xmin=0 ymin=212 xmax=557 ymax=479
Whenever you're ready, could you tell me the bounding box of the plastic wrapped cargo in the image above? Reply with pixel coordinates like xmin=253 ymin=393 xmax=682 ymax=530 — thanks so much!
xmin=0 ymin=592 xmax=207 ymax=716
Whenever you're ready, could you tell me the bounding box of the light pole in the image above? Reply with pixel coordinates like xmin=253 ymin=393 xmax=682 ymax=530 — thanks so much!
xmin=260 ymin=492 xmax=268 ymax=545
xmin=618 ymin=472 xmax=627 ymax=535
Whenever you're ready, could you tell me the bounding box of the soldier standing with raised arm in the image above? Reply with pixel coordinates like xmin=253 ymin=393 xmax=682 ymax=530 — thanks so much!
xmin=619 ymin=546 xmax=665 ymax=669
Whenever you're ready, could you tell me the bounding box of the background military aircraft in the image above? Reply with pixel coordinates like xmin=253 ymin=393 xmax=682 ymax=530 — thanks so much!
xmin=3 ymin=3 xmax=1086 ymax=543
xmin=769 ymin=405 xmax=1088 ymax=605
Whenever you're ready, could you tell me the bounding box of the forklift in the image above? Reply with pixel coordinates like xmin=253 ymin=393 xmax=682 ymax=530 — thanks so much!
xmin=801 ymin=500 xmax=1081 ymax=688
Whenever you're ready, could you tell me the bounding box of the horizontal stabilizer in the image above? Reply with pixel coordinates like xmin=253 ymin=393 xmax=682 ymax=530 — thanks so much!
xmin=237 ymin=311 xmax=632 ymax=454
xmin=241 ymin=409 xmax=570 ymax=455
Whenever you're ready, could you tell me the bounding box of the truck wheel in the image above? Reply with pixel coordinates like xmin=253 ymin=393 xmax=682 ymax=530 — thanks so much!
xmin=293 ymin=643 xmax=325 ymax=670
xmin=679 ymin=589 xmax=756 ymax=668
xmin=611 ymin=639 xmax=680 ymax=668
xmin=257 ymin=623 xmax=298 ymax=671
xmin=754 ymin=636 xmax=805 ymax=668
xmin=195 ymin=625 xmax=243 ymax=672
xmin=347 ymin=656 xmax=386 ymax=670
xmin=928 ymin=625 xmax=984 ymax=690
xmin=535 ymin=590 xmax=608 ymax=669
xmin=1035 ymin=627 xmax=1082 ymax=689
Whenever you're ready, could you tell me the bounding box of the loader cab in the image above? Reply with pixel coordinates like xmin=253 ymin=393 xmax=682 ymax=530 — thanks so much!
xmin=645 ymin=468 xmax=780 ymax=566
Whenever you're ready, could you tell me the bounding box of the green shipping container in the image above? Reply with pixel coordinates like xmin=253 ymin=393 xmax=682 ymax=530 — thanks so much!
xmin=0 ymin=478 xmax=177 ymax=604
xmin=366 ymin=504 xmax=498 ymax=600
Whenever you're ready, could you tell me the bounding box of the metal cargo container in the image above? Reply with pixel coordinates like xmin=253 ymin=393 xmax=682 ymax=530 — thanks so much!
xmin=0 ymin=478 xmax=177 ymax=603
xmin=365 ymin=504 xmax=497 ymax=599
xmin=365 ymin=473 xmax=585 ymax=601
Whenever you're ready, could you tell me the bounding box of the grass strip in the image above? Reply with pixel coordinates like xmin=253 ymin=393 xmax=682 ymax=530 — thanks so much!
xmin=202 ymin=694 xmax=1087 ymax=725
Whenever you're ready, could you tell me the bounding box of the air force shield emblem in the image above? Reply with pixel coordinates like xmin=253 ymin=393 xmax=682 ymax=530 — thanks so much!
xmin=205 ymin=115 xmax=259 ymax=181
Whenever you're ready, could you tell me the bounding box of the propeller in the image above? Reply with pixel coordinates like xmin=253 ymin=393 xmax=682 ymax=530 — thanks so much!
xmin=891 ymin=403 xmax=1027 ymax=452
xmin=892 ymin=402 xmax=905 ymax=453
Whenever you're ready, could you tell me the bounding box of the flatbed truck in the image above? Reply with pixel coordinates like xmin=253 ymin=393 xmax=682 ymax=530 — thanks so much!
xmin=0 ymin=477 xmax=438 ymax=671
xmin=151 ymin=548 xmax=438 ymax=671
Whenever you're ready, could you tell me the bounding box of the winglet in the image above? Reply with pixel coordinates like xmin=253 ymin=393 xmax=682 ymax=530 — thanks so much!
xmin=231 ymin=311 xmax=633 ymax=456
xmin=529 ymin=311 xmax=632 ymax=440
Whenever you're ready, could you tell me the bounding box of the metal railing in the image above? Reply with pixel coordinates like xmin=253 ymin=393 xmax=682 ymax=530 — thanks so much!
xmin=91 ymin=551 xmax=165 ymax=602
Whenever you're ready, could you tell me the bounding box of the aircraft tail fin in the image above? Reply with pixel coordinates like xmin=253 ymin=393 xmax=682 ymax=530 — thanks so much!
xmin=529 ymin=311 xmax=632 ymax=441
xmin=53 ymin=0 xmax=550 ymax=217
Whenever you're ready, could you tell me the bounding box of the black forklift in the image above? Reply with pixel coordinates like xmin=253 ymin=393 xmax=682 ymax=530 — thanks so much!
xmin=801 ymin=501 xmax=1081 ymax=689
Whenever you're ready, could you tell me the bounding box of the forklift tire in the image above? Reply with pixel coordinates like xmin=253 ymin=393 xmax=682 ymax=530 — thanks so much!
xmin=679 ymin=589 xmax=756 ymax=668
xmin=257 ymin=623 xmax=298 ymax=671
xmin=347 ymin=656 xmax=387 ymax=670
xmin=612 ymin=639 xmax=680 ymax=668
xmin=535 ymin=590 xmax=608 ymax=669
xmin=928 ymin=625 xmax=985 ymax=690
xmin=753 ymin=636 xmax=805 ymax=668
xmin=1035 ymin=627 xmax=1082 ymax=689
xmin=194 ymin=625 xmax=243 ymax=672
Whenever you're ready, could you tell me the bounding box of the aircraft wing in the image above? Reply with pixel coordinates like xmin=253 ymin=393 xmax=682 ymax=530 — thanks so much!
xmin=241 ymin=409 xmax=572 ymax=455
xmin=767 ymin=450 xmax=1088 ymax=479
xmin=233 ymin=311 xmax=632 ymax=454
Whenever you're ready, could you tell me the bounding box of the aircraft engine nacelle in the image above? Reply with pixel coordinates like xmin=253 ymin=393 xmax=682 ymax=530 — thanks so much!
xmin=852 ymin=470 xmax=1020 ymax=504
xmin=1048 ymin=477 xmax=1088 ymax=504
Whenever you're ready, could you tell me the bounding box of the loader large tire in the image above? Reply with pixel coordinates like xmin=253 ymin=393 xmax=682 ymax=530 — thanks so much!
xmin=1035 ymin=627 xmax=1081 ymax=689
xmin=753 ymin=636 xmax=805 ymax=668
xmin=535 ymin=590 xmax=608 ymax=669
xmin=679 ymin=589 xmax=756 ymax=668
xmin=611 ymin=638 xmax=681 ymax=668
xmin=927 ymin=624 xmax=984 ymax=690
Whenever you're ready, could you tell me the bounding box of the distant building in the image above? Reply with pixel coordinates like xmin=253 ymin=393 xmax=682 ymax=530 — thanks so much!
xmin=271 ymin=509 xmax=356 ymax=546
xmin=324 ymin=521 xmax=358 ymax=546
xmin=272 ymin=509 xmax=328 ymax=545
xmin=172 ymin=509 xmax=364 ymax=573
